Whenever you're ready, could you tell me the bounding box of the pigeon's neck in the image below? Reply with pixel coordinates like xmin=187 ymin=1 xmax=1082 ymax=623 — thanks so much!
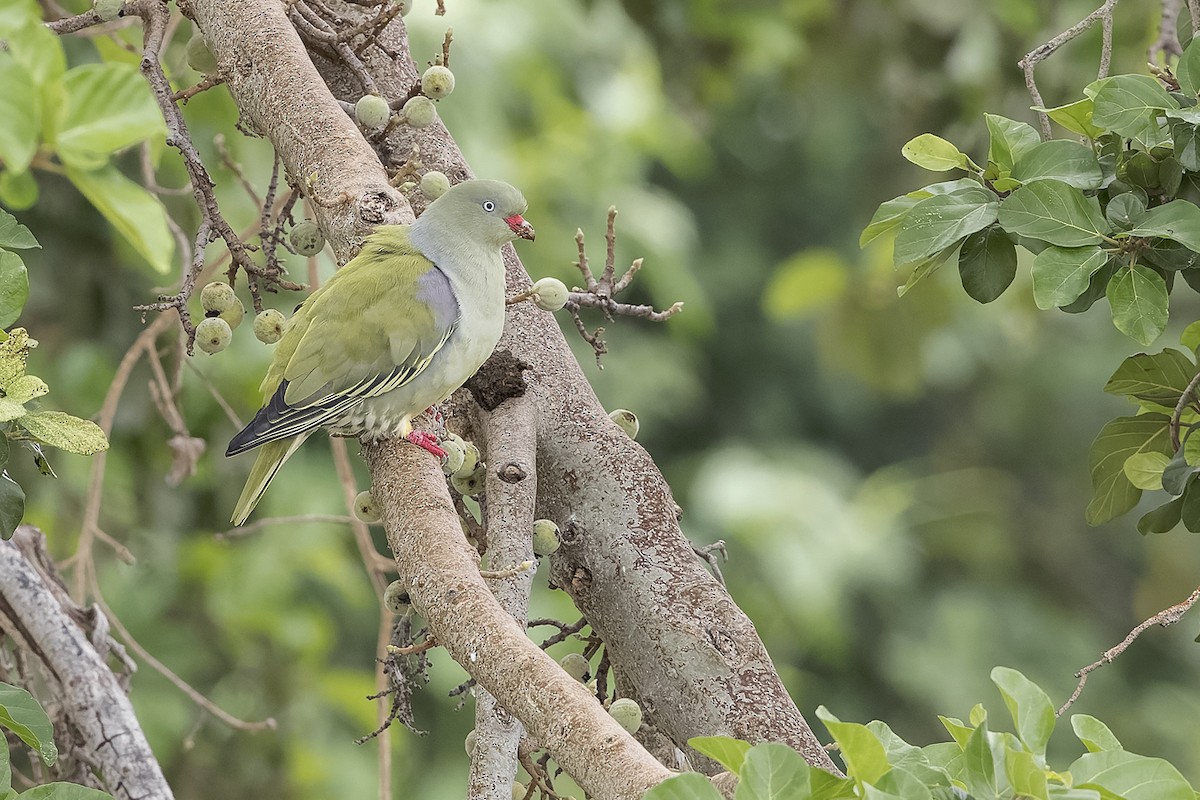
xmin=410 ymin=215 xmax=506 ymax=312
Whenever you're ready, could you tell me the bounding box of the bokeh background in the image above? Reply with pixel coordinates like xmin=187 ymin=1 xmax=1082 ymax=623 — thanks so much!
xmin=10 ymin=0 xmax=1200 ymax=796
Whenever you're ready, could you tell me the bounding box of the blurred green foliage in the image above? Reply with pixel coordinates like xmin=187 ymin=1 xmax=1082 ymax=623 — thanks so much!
xmin=2 ymin=0 xmax=1200 ymax=797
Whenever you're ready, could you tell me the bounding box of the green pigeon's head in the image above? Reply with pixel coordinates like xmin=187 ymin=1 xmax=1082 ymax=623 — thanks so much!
xmin=423 ymin=179 xmax=535 ymax=247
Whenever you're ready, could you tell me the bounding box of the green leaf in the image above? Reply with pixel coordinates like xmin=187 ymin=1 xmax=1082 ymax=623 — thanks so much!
xmin=861 ymin=195 xmax=921 ymax=247
xmin=937 ymin=716 xmax=973 ymax=749
xmin=1183 ymin=475 xmax=1200 ymax=531
xmin=1092 ymin=75 xmax=1179 ymax=136
xmin=1071 ymin=715 xmax=1123 ymax=753
xmin=1103 ymin=349 xmax=1196 ymax=403
xmin=17 ymin=411 xmax=109 ymax=456
xmin=64 ymin=164 xmax=173 ymax=273
xmin=1184 ymin=321 xmax=1200 ymax=352
xmin=1035 ymin=99 xmax=1105 ymax=138
xmin=1070 ymin=750 xmax=1194 ymax=800
xmin=1124 ymin=451 xmax=1171 ymax=489
xmin=816 ymin=707 xmax=890 ymax=786
xmin=1006 ymin=747 xmax=1049 ymax=800
xmin=0 ymin=54 xmax=41 ymax=174
xmin=1137 ymin=494 xmax=1183 ymax=534
xmin=688 ymin=736 xmax=751 ymax=775
xmin=1086 ymin=414 xmax=1172 ymax=526
xmin=0 ymin=476 xmax=23 ymax=541
xmin=897 ymin=244 xmax=959 ymax=298
xmin=1172 ymin=121 xmax=1200 ymax=171
xmin=0 ymin=16 xmax=65 ymax=88
xmin=1163 ymin=447 xmax=1200 ymax=495
xmin=1061 ymin=261 xmax=1117 ymax=313
xmin=962 ymin=723 xmax=1001 ymax=800
xmin=990 ymin=667 xmax=1055 ymax=757
xmin=0 ymin=329 xmax=33 ymax=388
xmin=1126 ymin=200 xmax=1200 ymax=253
xmin=0 ymin=682 xmax=56 ymax=765
xmin=0 ymin=211 xmax=38 ymax=250
xmin=52 ymin=63 xmax=167 ymax=170
xmin=1106 ymin=264 xmax=1169 ymax=346
xmin=0 ymin=253 xmax=29 ymax=329
xmin=0 ymin=171 xmax=38 ymax=212
xmin=739 ymin=743 xmax=856 ymax=800
xmin=893 ymin=188 xmax=998 ymax=266
xmin=0 ymin=398 xmax=28 ymax=423
xmin=641 ymin=773 xmax=723 ymax=800
xmin=957 ymin=225 xmax=1016 ymax=303
xmin=902 ymin=134 xmax=969 ymax=172
xmin=1010 ymin=140 xmax=1103 ymax=190
xmin=14 ymin=785 xmax=117 ymax=800
xmin=1179 ymin=38 xmax=1200 ymax=97
xmin=1030 ymin=246 xmax=1108 ymax=310
xmin=984 ymin=114 xmax=1040 ymax=172
xmin=4 ymin=375 xmax=47 ymax=405
xmin=871 ymin=767 xmax=933 ymax=800
xmin=866 ymin=722 xmax=953 ymax=787
xmin=998 ymin=180 xmax=1110 ymax=247
xmin=911 ymin=179 xmax=983 ymax=197
xmin=1105 ymin=193 xmax=1147 ymax=230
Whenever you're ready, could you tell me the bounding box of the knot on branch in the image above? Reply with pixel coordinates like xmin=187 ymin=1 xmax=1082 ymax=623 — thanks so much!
xmin=358 ymin=190 xmax=401 ymax=224
xmin=465 ymin=349 xmax=531 ymax=411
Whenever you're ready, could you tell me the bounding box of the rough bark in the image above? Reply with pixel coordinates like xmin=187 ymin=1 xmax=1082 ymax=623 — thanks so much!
xmin=467 ymin=389 xmax=539 ymax=799
xmin=0 ymin=527 xmax=174 ymax=800
xmin=187 ymin=0 xmax=837 ymax=785
xmin=366 ymin=440 xmax=672 ymax=800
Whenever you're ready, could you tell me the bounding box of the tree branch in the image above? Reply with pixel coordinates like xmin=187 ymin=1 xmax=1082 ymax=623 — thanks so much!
xmin=0 ymin=527 xmax=174 ymax=799
xmin=468 ymin=391 xmax=538 ymax=799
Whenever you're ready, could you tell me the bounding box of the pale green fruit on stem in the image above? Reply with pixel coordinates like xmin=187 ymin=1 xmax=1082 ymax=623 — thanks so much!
xmin=289 ymin=221 xmax=325 ymax=256
xmin=186 ymin=33 xmax=218 ymax=74
xmin=420 ymin=170 xmax=451 ymax=200
xmin=402 ymin=95 xmax=437 ymax=128
xmin=355 ymin=94 xmax=391 ymax=130
xmin=253 ymin=309 xmax=286 ymax=344
xmin=464 ymin=729 xmax=477 ymax=756
xmin=440 ymin=438 xmax=466 ymax=475
xmin=608 ymin=698 xmax=642 ymax=734
xmin=195 ymin=317 xmax=232 ymax=354
xmin=383 ymin=580 xmax=411 ymax=614
xmin=450 ymin=464 xmax=485 ymax=497
xmin=200 ymin=281 xmax=236 ymax=313
xmin=398 ymin=0 xmax=412 ymax=15
xmin=609 ymin=408 xmax=639 ymax=439
xmin=94 ymin=0 xmax=123 ymax=22
xmin=532 ymin=518 xmax=560 ymax=556
xmin=512 ymin=782 xmax=527 ymax=800
xmin=421 ymin=65 xmax=456 ymax=99
xmin=531 ymin=277 xmax=569 ymax=312
xmin=559 ymin=652 xmax=588 ymax=681
xmin=353 ymin=489 xmax=382 ymax=524
xmin=457 ymin=441 xmax=480 ymax=475
xmin=219 ymin=298 xmax=245 ymax=330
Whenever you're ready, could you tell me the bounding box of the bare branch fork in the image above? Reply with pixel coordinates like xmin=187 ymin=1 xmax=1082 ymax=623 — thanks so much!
xmin=508 ymin=206 xmax=684 ymax=364
xmin=1019 ymin=0 xmax=1121 ymax=140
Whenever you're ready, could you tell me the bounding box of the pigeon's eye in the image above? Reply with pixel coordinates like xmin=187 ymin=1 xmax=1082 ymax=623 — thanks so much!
xmin=482 ymin=200 xmax=496 ymax=212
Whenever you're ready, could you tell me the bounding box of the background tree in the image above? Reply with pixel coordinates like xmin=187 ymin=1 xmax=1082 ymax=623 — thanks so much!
xmin=1 ymin=0 xmax=1199 ymax=798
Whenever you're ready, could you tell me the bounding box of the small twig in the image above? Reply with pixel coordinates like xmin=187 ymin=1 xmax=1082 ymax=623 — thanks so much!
xmin=1018 ymin=0 xmax=1121 ymax=139
xmin=692 ymin=540 xmax=728 ymax=587
xmin=172 ymin=74 xmax=225 ymax=104
xmin=533 ymin=617 xmax=587 ymax=650
xmin=1149 ymin=0 xmax=1184 ymax=64
xmin=1169 ymin=369 xmax=1200 ymax=450
xmin=1058 ymin=583 xmax=1200 ymax=716
xmin=386 ymin=637 xmax=439 ymax=656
